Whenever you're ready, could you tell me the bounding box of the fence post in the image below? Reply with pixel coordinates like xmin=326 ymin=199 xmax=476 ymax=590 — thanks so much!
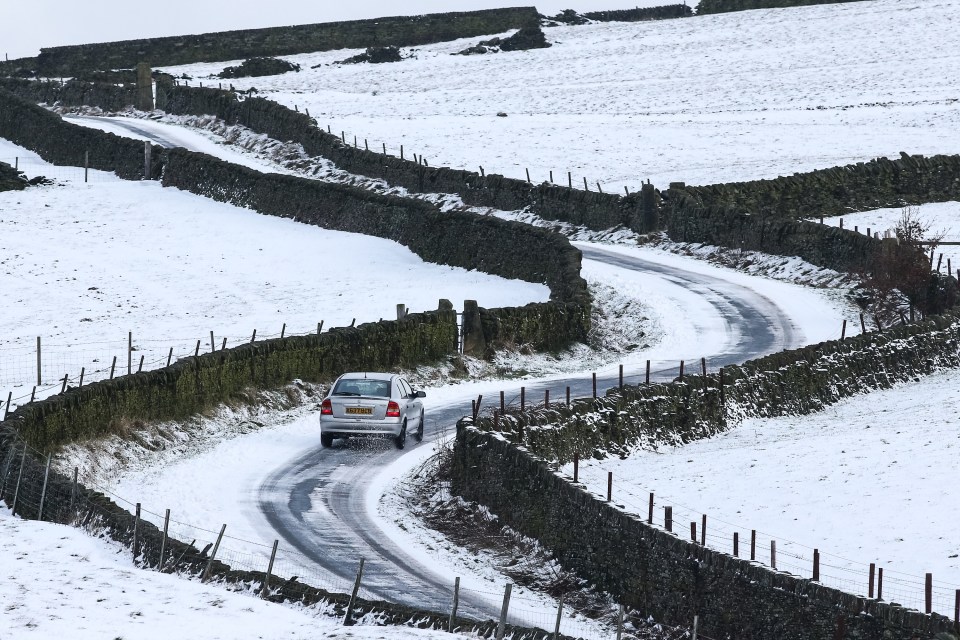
xmin=690 ymin=522 xmax=697 ymax=542
xmin=648 ymin=492 xmax=654 ymax=524
xmin=520 ymin=387 xmax=525 ymax=411
xmin=616 ymin=604 xmax=624 ymax=640
xmin=619 ymin=364 xmax=623 ymax=389
xmin=701 ymin=357 xmax=707 ymax=380
xmin=109 ymin=355 xmax=117 ymax=379
xmin=261 ymin=539 xmax=279 ymax=598
xmin=60 ymin=374 xmax=68 ymax=394
xmin=954 ymin=589 xmax=958 ymax=627
xmin=37 ymin=454 xmax=52 ymax=521
xmin=679 ymin=360 xmax=684 ymax=381
xmin=733 ymin=532 xmax=739 ymax=557
xmin=926 ymin=573 xmax=932 ymax=614
xmin=137 ymin=355 xmax=144 ymax=373
xmin=544 ymin=389 xmax=549 ymax=408
xmin=344 ymin=558 xmax=365 ymax=625
xmin=30 ymin=386 xmax=36 ymax=403
xmin=133 ymin=503 xmax=141 ymax=561
xmin=201 ymin=524 xmax=227 ymax=583
xmin=84 ymin=150 xmax=89 ymax=182
xmin=11 ymin=447 xmax=26 ymax=516
xmin=496 ymin=583 xmax=512 ymax=640
xmin=878 ymin=567 xmax=883 ymax=600
xmin=79 ymin=367 xmax=85 ymax=387
xmin=771 ymin=540 xmax=776 ymax=569
xmin=280 ymin=323 xmax=286 ymax=339
xmin=701 ymin=514 xmax=706 ymax=545
xmin=194 ymin=340 xmax=200 ymax=356
xmin=144 ymin=141 xmax=152 ymax=178
xmin=869 ymin=563 xmax=875 ymax=598
xmin=573 ymin=452 xmax=578 ymax=483
xmin=750 ymin=530 xmax=756 ymax=561
xmin=664 ymin=506 xmax=673 ymax=532
xmin=607 ymin=471 xmax=612 ymax=502
xmin=128 ymin=331 xmax=132 ymax=375
xmin=646 ymin=359 xmax=650 ymax=384
xmin=36 ymin=336 xmax=41 ymax=385
xmin=500 ymin=390 xmax=505 ymax=413
xmin=567 ymin=171 xmax=572 ymax=188
xmin=4 ymin=391 xmax=11 ymax=419
xmin=553 ymin=596 xmax=564 ymax=640
xmin=70 ymin=467 xmax=78 ymax=513
xmin=592 ymin=372 xmax=597 ymax=398
xmin=318 ymin=321 xmax=324 ymax=334
xmin=860 ymin=313 xmax=866 ymax=334
xmin=448 ymin=577 xmax=460 ymax=632
xmin=250 ymin=329 xmax=257 ymax=343
xmin=813 ymin=549 xmax=820 ymax=581
xmin=209 ymin=331 xmax=216 ymax=353
xmin=566 ymin=386 xmax=570 ymax=406
xmin=160 ymin=509 xmax=170 ymax=571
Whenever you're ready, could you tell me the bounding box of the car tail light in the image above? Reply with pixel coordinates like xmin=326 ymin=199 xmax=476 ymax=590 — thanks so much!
xmin=320 ymin=398 xmax=333 ymax=415
xmin=386 ymin=401 xmax=401 ymax=417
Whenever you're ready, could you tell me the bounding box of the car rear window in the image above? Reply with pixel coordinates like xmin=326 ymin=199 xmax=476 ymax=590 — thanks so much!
xmin=333 ymin=379 xmax=391 ymax=397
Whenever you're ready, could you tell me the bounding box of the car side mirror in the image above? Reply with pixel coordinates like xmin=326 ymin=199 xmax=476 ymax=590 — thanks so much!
xmin=415 ymin=390 xmax=426 ymax=398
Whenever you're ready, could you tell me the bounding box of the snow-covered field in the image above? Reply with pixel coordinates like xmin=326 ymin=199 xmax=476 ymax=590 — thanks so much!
xmin=563 ymin=368 xmax=960 ymax=616
xmin=0 ymin=507 xmax=468 ymax=640
xmin=4 ymin=0 xmax=960 ymax=635
xmin=164 ymin=0 xmax=960 ymax=189
xmin=0 ymin=136 xmax=549 ymax=409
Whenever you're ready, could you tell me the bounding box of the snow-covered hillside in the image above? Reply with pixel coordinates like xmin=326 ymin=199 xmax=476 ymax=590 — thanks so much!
xmin=165 ymin=0 xmax=960 ymax=190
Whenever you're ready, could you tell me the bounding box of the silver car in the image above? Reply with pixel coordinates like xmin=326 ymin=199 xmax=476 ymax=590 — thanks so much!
xmin=319 ymin=372 xmax=425 ymax=449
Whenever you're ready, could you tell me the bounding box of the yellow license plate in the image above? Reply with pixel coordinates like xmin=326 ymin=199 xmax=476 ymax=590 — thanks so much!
xmin=345 ymin=407 xmax=373 ymax=415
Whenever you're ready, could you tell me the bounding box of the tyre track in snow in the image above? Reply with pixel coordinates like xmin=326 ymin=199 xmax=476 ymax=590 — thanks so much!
xmin=258 ymin=244 xmax=804 ymax=621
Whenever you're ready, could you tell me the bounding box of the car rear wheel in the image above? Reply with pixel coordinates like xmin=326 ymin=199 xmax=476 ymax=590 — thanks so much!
xmin=320 ymin=433 xmax=334 ymax=448
xmin=395 ymin=421 xmax=407 ymax=450
xmin=415 ymin=411 xmax=424 ymax=443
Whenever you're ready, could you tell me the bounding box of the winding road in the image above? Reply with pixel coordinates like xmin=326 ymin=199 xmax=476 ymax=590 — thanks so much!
xmin=256 ymin=244 xmax=803 ymax=621
xmin=67 ymin=114 xmax=809 ymax=623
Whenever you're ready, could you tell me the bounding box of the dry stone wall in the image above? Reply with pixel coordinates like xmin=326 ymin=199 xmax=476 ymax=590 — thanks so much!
xmin=453 ymin=311 xmax=960 ymax=639
xmin=31 ymin=8 xmax=540 ymax=76
xmin=696 ymin=0 xmax=869 ymax=13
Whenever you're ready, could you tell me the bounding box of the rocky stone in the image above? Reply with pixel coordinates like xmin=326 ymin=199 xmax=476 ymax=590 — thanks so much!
xmin=456 ymin=26 xmax=551 ymax=55
xmin=218 ymin=57 xmax=300 ymax=79
xmin=336 ymin=46 xmax=403 ymax=65
xmin=0 ymin=161 xmax=27 ymax=191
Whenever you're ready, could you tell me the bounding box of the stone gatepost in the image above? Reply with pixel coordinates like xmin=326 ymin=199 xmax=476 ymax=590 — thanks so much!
xmin=136 ymin=62 xmax=154 ymax=111
xmin=641 ymin=181 xmax=658 ymax=232
xmin=461 ymin=300 xmax=486 ymax=357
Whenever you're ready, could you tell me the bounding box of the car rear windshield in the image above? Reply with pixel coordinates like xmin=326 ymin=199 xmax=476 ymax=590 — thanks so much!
xmin=333 ymin=379 xmax=391 ymax=397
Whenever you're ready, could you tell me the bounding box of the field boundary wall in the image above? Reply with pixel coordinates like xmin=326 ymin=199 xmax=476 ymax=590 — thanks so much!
xmin=453 ymin=311 xmax=960 ymax=639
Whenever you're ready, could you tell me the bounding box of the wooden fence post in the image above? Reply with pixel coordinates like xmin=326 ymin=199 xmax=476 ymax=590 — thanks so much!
xmin=664 ymin=506 xmax=673 ymax=532
xmin=79 ymin=367 xmax=85 ymax=387
xmin=128 ymin=331 xmax=133 ymax=375
xmin=344 ymin=558 xmax=365 ymax=625
xmin=37 ymin=336 xmax=41 ymax=385
xmin=573 ymin=452 xmax=579 ymax=483
xmin=860 ymin=313 xmax=866 ymax=334
xmin=261 ymin=539 xmax=279 ymax=598
xmin=619 ymin=364 xmax=623 ymax=389
xmin=869 ymin=563 xmax=875 ymax=598
xmin=592 ymin=373 xmax=597 ymax=398
xmin=159 ymin=509 xmax=170 ymax=571
xmin=566 ymin=386 xmax=570 ymax=406
xmin=701 ymin=514 xmax=706 ymax=545
xmin=520 ymin=387 xmax=525 ymax=411
xmin=496 ymin=583 xmax=512 ymax=640
xmin=771 ymin=540 xmax=777 ymax=569
xmin=878 ymin=567 xmax=883 ymax=600
xmin=449 ymin=577 xmax=460 ymax=632
xmin=646 ymin=360 xmax=650 ymax=384
xmin=690 ymin=521 xmax=697 ymax=542
xmin=38 ymin=454 xmax=52 ymax=520
xmin=751 ymin=530 xmax=756 ymax=560
xmin=813 ymin=549 xmax=820 ymax=581
xmin=648 ymin=493 xmax=654 ymax=524
xmin=926 ymin=573 xmax=932 ymax=614
xmin=3 ymin=391 xmax=10 ymax=419
xmin=70 ymin=467 xmax=78 ymax=513
xmin=201 ymin=524 xmax=226 ymax=582
xmin=607 ymin=471 xmax=612 ymax=502
xmin=109 ymin=355 xmax=117 ymax=379
xmin=133 ymin=503 xmax=141 ymax=561
xmin=553 ymin=596 xmax=564 ymax=640
xmin=733 ymin=532 xmax=739 ymax=557
xmin=841 ymin=319 xmax=847 ymax=341
xmin=500 ymin=390 xmax=505 ymax=413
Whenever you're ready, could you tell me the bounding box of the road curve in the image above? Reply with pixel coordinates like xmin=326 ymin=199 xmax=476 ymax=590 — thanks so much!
xmin=257 ymin=244 xmax=805 ymax=621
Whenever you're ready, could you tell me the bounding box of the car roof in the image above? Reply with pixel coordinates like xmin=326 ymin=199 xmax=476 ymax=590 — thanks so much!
xmin=338 ymin=372 xmax=396 ymax=382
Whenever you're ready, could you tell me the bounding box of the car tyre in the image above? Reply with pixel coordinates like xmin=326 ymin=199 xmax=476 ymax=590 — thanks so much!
xmin=415 ymin=411 xmax=424 ymax=443
xmin=395 ymin=420 xmax=407 ymax=450
xmin=320 ymin=432 xmax=334 ymax=448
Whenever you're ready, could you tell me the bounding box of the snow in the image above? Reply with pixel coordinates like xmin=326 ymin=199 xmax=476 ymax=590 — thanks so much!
xmin=0 ymin=506 xmax=470 ymax=639
xmin=162 ymin=0 xmax=960 ymax=190
xmin=0 ymin=136 xmax=550 ymax=409
xmin=561 ymin=367 xmax=960 ymax=616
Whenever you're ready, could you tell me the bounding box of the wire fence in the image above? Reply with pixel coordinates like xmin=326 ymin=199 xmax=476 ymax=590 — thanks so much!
xmin=0 ymin=156 xmax=119 ymax=183
xmin=0 ymin=323 xmax=339 ymax=417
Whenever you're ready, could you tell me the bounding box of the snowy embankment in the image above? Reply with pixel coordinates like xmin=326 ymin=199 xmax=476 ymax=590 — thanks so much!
xmin=0 ymin=507 xmax=463 ymax=640
xmin=562 ymin=368 xmax=960 ymax=617
xmin=164 ymin=0 xmax=960 ymax=190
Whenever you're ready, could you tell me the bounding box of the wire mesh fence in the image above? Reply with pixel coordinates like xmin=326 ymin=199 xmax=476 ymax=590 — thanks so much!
xmin=0 ymin=156 xmax=119 ymax=183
